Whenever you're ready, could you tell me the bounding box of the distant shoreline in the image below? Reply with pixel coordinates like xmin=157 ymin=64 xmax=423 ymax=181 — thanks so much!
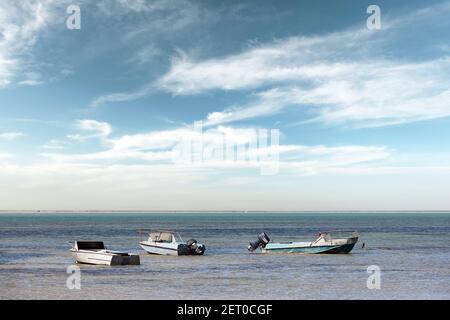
xmin=1 ymin=210 xmax=450 ymax=214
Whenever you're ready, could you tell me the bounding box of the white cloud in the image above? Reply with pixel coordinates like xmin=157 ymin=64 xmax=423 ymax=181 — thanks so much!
xmin=42 ymin=118 xmax=391 ymax=175
xmin=39 ymin=140 xmax=392 ymax=178
xmin=156 ymin=45 xmax=362 ymax=95
xmin=67 ymin=120 xmax=112 ymax=141
xmin=154 ymin=4 xmax=450 ymax=128
xmin=46 ymin=125 xmax=262 ymax=162
xmin=162 ymin=51 xmax=450 ymax=127
xmin=0 ymin=132 xmax=25 ymax=141
xmin=75 ymin=120 xmax=112 ymax=136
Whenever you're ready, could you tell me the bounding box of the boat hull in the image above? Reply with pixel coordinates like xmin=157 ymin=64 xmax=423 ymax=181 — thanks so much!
xmin=139 ymin=242 xmax=205 ymax=256
xmin=71 ymin=250 xmax=140 ymax=266
xmin=321 ymin=243 xmax=356 ymax=254
xmin=139 ymin=242 xmax=179 ymax=256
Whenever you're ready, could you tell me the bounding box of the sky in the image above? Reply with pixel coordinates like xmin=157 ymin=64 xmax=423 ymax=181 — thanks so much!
xmin=1 ymin=0 xmax=450 ymax=211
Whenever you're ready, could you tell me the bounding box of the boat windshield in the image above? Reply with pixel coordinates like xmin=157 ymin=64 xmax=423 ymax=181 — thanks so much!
xmin=138 ymin=229 xmax=184 ymax=243
xmin=76 ymin=241 xmax=105 ymax=250
xmin=150 ymin=231 xmax=174 ymax=243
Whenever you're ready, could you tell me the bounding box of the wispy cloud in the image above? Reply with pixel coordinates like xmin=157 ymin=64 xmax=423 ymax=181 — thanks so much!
xmin=30 ymin=124 xmax=450 ymax=178
xmin=45 ymin=125 xmax=260 ymax=163
xmin=204 ymin=95 xmax=286 ymax=127
xmin=90 ymin=85 xmax=154 ymax=108
xmin=196 ymin=56 xmax=450 ymax=127
xmin=0 ymin=0 xmax=67 ymax=88
xmin=127 ymin=45 xmax=161 ymax=65
xmin=154 ymin=3 xmax=450 ymax=128
xmin=156 ymin=41 xmax=366 ymax=95
xmin=88 ymin=0 xmax=231 ymax=107
xmin=17 ymin=72 xmax=44 ymax=86
xmin=0 ymin=0 xmax=197 ymax=91
xmin=8 ymin=118 xmax=60 ymax=125
xmin=112 ymin=0 xmax=201 ymax=40
xmin=40 ymin=139 xmax=67 ymax=150
xmin=0 ymin=132 xmax=25 ymax=141
xmin=41 ymin=118 xmax=391 ymax=176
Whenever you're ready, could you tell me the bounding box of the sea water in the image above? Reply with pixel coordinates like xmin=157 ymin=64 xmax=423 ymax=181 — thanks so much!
xmin=0 ymin=212 xmax=449 ymax=299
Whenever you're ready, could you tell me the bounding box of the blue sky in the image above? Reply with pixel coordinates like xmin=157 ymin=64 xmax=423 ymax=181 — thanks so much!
xmin=1 ymin=0 xmax=450 ymax=210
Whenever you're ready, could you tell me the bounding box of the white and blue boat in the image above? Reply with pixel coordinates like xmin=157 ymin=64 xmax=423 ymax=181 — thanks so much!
xmin=248 ymin=231 xmax=359 ymax=254
xmin=139 ymin=230 xmax=205 ymax=256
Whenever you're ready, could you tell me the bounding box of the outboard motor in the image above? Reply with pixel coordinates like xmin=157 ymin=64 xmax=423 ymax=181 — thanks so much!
xmin=186 ymin=239 xmax=206 ymax=255
xmin=248 ymin=232 xmax=270 ymax=252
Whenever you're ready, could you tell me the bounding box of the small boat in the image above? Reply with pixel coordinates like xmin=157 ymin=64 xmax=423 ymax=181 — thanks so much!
xmin=248 ymin=230 xmax=359 ymax=254
xmin=139 ymin=230 xmax=205 ymax=256
xmin=69 ymin=241 xmax=140 ymax=265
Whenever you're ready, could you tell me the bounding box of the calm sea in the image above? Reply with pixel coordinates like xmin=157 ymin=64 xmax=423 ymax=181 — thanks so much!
xmin=0 ymin=212 xmax=449 ymax=299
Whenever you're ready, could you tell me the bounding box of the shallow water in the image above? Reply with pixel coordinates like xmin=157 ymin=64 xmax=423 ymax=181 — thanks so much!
xmin=1 ymin=212 xmax=449 ymax=299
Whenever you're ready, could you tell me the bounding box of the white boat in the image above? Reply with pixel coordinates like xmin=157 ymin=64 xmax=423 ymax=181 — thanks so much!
xmin=70 ymin=241 xmax=140 ymax=265
xmin=248 ymin=230 xmax=359 ymax=254
xmin=139 ymin=230 xmax=205 ymax=256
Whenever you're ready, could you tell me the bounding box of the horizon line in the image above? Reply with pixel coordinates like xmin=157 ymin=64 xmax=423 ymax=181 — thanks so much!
xmin=1 ymin=210 xmax=450 ymax=213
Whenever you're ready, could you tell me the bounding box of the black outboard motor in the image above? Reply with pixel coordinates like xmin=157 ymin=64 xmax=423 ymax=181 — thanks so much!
xmin=186 ymin=239 xmax=206 ymax=255
xmin=248 ymin=232 xmax=270 ymax=252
